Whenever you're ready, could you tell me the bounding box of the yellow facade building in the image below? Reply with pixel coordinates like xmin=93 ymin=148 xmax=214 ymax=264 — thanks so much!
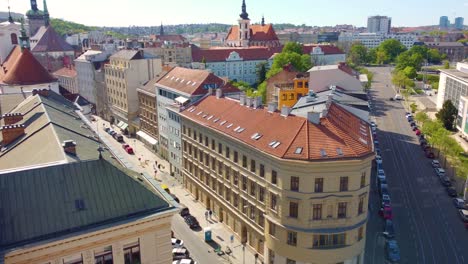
xmin=276 ymin=74 xmax=309 ymax=108
xmin=179 ymin=93 xmax=374 ymax=264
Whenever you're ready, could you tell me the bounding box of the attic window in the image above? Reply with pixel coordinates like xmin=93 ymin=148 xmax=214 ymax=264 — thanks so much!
xmin=272 ymin=141 xmax=281 ymax=148
xmin=165 ymin=75 xmax=170 ymax=79
xmin=220 ymin=121 xmax=227 ymax=126
xmin=192 ymin=82 xmax=197 ymax=86
xmin=197 ymin=111 xmax=203 ymax=116
xmin=269 ymin=141 xmax=277 ymax=147
xmin=295 ymin=147 xmax=303 ymax=154
xmin=202 ymin=114 xmax=208 ymax=118
xmin=189 ymin=108 xmax=196 ymax=113
xmin=175 ymin=78 xmax=180 ymax=82
xmin=359 ymin=137 xmax=368 ymax=145
xmin=320 ymin=149 xmax=327 ymax=157
xmin=213 ymin=118 xmax=220 ymax=123
xmin=170 ymin=76 xmax=175 ymax=80
xmin=226 ymin=123 xmax=233 ymax=128
xmin=75 ymin=199 xmax=85 ymax=211
xmin=234 ymin=126 xmax=241 ymax=132
xmin=251 ymin=133 xmax=262 ymax=140
xmin=237 ymin=128 xmax=245 ymax=133
xmin=207 ymin=115 xmax=214 ymax=120
xmin=187 ymin=81 xmax=191 ymax=85
xmin=336 ymin=148 xmax=343 ymax=156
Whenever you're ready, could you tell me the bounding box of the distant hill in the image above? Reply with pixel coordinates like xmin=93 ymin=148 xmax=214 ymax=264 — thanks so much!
xmin=50 ymin=18 xmax=97 ymax=36
xmin=0 ymin=11 xmax=23 ymax=22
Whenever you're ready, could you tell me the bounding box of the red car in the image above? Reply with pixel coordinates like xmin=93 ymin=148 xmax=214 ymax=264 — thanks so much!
xmin=415 ymin=129 xmax=421 ymax=136
xmin=379 ymin=205 xmax=393 ymax=220
xmin=122 ymin=144 xmax=134 ymax=154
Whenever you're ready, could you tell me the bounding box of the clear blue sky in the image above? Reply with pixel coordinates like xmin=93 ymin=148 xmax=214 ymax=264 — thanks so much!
xmin=5 ymin=0 xmax=468 ymax=27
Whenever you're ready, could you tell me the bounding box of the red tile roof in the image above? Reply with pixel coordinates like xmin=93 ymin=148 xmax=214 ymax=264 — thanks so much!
xmin=53 ymin=66 xmax=77 ymax=78
xmin=156 ymin=67 xmax=240 ymax=96
xmin=0 ymin=46 xmax=56 ymax=85
xmin=149 ymin=34 xmax=187 ymax=43
xmin=191 ymin=45 xmax=281 ymax=62
xmin=180 ymin=96 xmax=373 ymax=161
xmin=226 ymin=24 xmax=279 ymax=42
xmin=302 ymin=44 xmax=345 ymax=55
xmin=31 ymin=26 xmax=74 ymax=53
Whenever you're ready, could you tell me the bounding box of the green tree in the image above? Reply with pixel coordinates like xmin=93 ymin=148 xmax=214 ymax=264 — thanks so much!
xmin=415 ymin=111 xmax=429 ymax=124
xmin=444 ymin=60 xmax=450 ymax=69
xmin=256 ymin=62 xmax=268 ymax=85
xmin=427 ymin=49 xmax=442 ymax=64
xmin=375 ymin=50 xmax=389 ymax=64
xmin=282 ymin=42 xmax=303 ymax=54
xmin=403 ymin=66 xmax=417 ymax=79
xmin=230 ymin=81 xmax=252 ymax=91
xmin=410 ymin=102 xmax=418 ymax=113
xmin=348 ymin=43 xmax=368 ymax=66
xmin=436 ymin=100 xmax=458 ymax=130
xmin=377 ymin=39 xmax=407 ymax=62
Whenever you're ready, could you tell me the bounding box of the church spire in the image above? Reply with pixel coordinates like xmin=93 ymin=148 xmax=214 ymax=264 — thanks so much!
xmin=239 ymin=0 xmax=249 ymax=20
xmin=261 ymin=15 xmax=265 ymax=26
xmin=43 ymin=0 xmax=50 ymax=26
xmin=160 ymin=22 xmax=164 ymax=36
xmin=19 ymin=19 xmax=31 ymax=51
xmin=30 ymin=0 xmax=38 ymax=11
xmin=7 ymin=1 xmax=13 ymax=23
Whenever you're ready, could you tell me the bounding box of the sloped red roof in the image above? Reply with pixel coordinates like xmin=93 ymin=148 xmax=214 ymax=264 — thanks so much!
xmin=191 ymin=45 xmax=281 ymax=62
xmin=31 ymin=26 xmax=74 ymax=52
xmin=53 ymin=66 xmax=77 ymax=78
xmin=226 ymin=24 xmax=279 ymax=42
xmin=180 ymin=96 xmax=373 ymax=161
xmin=156 ymin=67 xmax=240 ymax=96
xmin=149 ymin=34 xmax=187 ymax=43
xmin=302 ymin=44 xmax=345 ymax=55
xmin=1 ymin=47 xmax=56 ymax=85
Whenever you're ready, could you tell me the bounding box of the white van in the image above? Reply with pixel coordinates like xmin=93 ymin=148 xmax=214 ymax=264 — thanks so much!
xmin=394 ymin=94 xmax=403 ymax=100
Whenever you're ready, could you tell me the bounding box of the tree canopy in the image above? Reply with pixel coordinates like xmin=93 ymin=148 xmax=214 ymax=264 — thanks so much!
xmin=436 ymin=100 xmax=458 ymax=130
xmin=282 ymin=42 xmax=304 ymax=54
xmin=347 ymin=43 xmax=369 ymax=66
xmin=377 ymin=39 xmax=407 ymax=63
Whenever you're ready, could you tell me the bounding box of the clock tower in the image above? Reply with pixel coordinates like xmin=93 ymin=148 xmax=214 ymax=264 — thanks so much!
xmin=26 ymin=0 xmax=45 ymax=36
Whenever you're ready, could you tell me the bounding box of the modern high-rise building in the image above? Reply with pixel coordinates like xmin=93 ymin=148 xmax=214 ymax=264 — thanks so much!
xmin=367 ymin=15 xmax=391 ymax=34
xmin=455 ymin=17 xmax=464 ymax=30
xmin=439 ymin=16 xmax=450 ymax=29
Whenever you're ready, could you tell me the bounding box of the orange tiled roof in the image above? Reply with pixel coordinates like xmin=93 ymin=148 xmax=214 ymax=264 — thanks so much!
xmin=180 ymin=96 xmax=373 ymax=161
xmin=156 ymin=67 xmax=240 ymax=96
xmin=226 ymin=24 xmax=279 ymax=42
xmin=53 ymin=66 xmax=77 ymax=78
xmin=0 ymin=46 xmax=56 ymax=85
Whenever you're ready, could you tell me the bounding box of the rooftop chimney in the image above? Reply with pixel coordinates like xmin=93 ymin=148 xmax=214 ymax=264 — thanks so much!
xmin=62 ymin=140 xmax=77 ymax=156
xmin=2 ymin=113 xmax=23 ymax=125
xmin=307 ymin=112 xmax=321 ymax=125
xmin=253 ymin=96 xmax=262 ymax=109
xmin=216 ymin=88 xmax=223 ymax=99
xmin=246 ymin=97 xmax=253 ymax=107
xmin=267 ymin=102 xmax=277 ymax=113
xmin=239 ymin=93 xmax=246 ymax=106
xmin=33 ymin=89 xmax=50 ymax=97
xmin=1 ymin=124 xmax=25 ymax=146
xmin=280 ymin=106 xmax=291 ymax=117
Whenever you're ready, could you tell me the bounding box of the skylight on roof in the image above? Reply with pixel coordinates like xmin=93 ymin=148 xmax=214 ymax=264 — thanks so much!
xmin=295 ymin=147 xmax=303 ymax=154
xmin=272 ymin=141 xmax=281 ymax=148
xmin=320 ymin=149 xmax=327 ymax=157
xmin=336 ymin=148 xmax=344 ymax=156
xmin=175 ymin=78 xmax=180 ymax=82
xmin=207 ymin=115 xmax=213 ymax=120
xmin=251 ymin=133 xmax=262 ymax=140
xmin=202 ymin=114 xmax=208 ymax=118
xmin=234 ymin=126 xmax=241 ymax=132
xmin=171 ymin=76 xmax=175 ymax=80
xmin=165 ymin=75 xmax=170 ymax=79
xmin=237 ymin=128 xmax=245 ymax=133
xmin=213 ymin=118 xmax=220 ymax=123
xmin=359 ymin=137 xmax=368 ymax=145
xmin=227 ymin=123 xmax=233 ymax=128
xmin=269 ymin=141 xmax=277 ymax=147
xmin=187 ymin=81 xmax=191 ymax=85
xmin=189 ymin=108 xmax=196 ymax=113
xmin=192 ymin=82 xmax=197 ymax=86
xmin=197 ymin=111 xmax=203 ymax=116
xmin=220 ymin=121 xmax=227 ymax=125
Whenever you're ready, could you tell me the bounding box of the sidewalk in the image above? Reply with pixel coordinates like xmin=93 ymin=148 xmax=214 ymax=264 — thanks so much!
xmin=90 ymin=115 xmax=259 ymax=264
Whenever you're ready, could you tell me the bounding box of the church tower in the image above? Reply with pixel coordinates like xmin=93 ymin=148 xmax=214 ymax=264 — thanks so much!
xmin=238 ymin=0 xmax=250 ymax=47
xmin=26 ymin=0 xmax=45 ymax=36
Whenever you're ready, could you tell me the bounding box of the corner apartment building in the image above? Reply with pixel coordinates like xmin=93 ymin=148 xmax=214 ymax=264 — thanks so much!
xmin=437 ymin=62 xmax=468 ymax=112
xmin=105 ymin=49 xmax=162 ymax=135
xmin=155 ymin=67 xmax=239 ymax=180
xmin=180 ymin=95 xmax=374 ymax=264
xmin=53 ymin=65 xmax=78 ymax=94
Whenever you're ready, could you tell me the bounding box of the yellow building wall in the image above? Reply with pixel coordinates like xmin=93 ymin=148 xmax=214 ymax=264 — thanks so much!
xmin=278 ymin=79 xmax=309 ymax=108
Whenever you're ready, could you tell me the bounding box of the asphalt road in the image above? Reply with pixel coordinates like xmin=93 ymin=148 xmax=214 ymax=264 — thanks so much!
xmin=365 ymin=67 xmax=468 ymax=264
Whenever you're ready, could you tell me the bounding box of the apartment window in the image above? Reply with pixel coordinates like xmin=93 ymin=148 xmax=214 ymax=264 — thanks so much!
xmin=250 ymin=205 xmax=256 ymax=220
xmin=242 ymin=198 xmax=247 ymax=214
xmin=194 ymin=131 xmax=197 ymax=141
xmin=188 ymin=144 xmax=192 ymax=155
xmin=218 ymin=143 xmax=222 ymax=154
xmin=358 ymin=196 xmax=365 ymax=215
xmin=194 ymin=147 xmax=198 ymax=159
xmin=183 ymin=141 xmax=187 ymax=152
xmin=211 ymin=157 xmax=216 ymax=170
xmin=287 ymin=231 xmax=297 ymax=246
xmin=211 ymin=139 xmax=215 ymax=150
xmin=268 ymin=250 xmax=275 ymax=264
xmin=250 ymin=159 xmax=256 ymax=173
xmin=270 ymin=193 xmax=277 ymax=211
xmin=226 ymin=188 xmax=231 ymax=202
xmin=94 ymin=246 xmax=113 ymax=264
xmin=258 ymin=213 xmax=265 ymax=228
xmin=198 ymin=132 xmax=203 ymax=143
xmin=218 ymin=161 xmax=223 ymax=174
xmin=226 ymin=147 xmax=230 ymax=158
xmin=218 ymin=184 xmax=224 ymax=196
xmin=358 ymin=226 xmax=364 ymax=241
xmin=259 ymin=186 xmax=265 ymax=202
xmin=63 ymin=254 xmax=83 ymax=264
xmin=259 ymin=164 xmax=265 ymax=177
xmin=242 ymin=155 xmax=247 ymax=168
xmin=286 ymin=259 xmax=296 ymax=264
xmin=268 ymin=221 xmax=276 ymax=236
xmin=289 ymin=201 xmax=299 ymax=218
xmin=290 ymin=176 xmax=299 ymax=192
xmin=212 ymin=177 xmax=217 ymax=190
xmin=360 ymin=172 xmax=366 ymax=188
xmin=234 ymin=151 xmax=238 ymax=162
xmin=250 ymin=181 xmax=256 ymax=196
xmin=338 ymin=202 xmax=347 ymax=218
xmin=183 ymin=125 xmax=186 ymax=135
xmin=313 ymin=233 xmax=346 ymax=248
xmin=312 ymin=204 xmax=322 ymax=220
xmin=124 ymin=241 xmax=141 ymax=264
xmin=225 ymin=165 xmax=231 ymax=180
xmin=339 ymin=176 xmax=349 ymax=192
xmin=271 ymin=170 xmax=277 ymax=185
xmin=205 ymin=153 xmax=209 ymax=166
xmin=199 ymin=150 xmax=204 ymax=163
xmin=242 ymin=175 xmax=247 ymax=191
xmin=234 ymin=171 xmax=239 ymax=186
xmin=204 ymin=136 xmax=209 ymax=146
xmin=315 ymin=178 xmax=323 ymax=193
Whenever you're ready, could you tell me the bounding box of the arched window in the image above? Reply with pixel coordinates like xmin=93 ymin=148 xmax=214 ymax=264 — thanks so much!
xmin=10 ymin=33 xmax=18 ymax=45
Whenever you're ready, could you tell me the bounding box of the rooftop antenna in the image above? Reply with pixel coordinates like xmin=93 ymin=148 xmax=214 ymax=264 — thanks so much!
xmin=7 ymin=0 xmax=13 ymax=23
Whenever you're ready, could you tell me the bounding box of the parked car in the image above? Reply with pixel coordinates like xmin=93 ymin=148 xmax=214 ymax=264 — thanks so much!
xmin=458 ymin=209 xmax=468 ymax=222
xmin=439 ymin=175 xmax=451 ymax=187
xmin=426 ymin=151 xmax=435 ymax=159
xmin=385 ymin=240 xmax=401 ymax=262
xmin=446 ymin=186 xmax=458 ymax=197
xmin=382 ymin=193 xmax=391 ymax=206
xmin=171 ymin=238 xmax=184 ymax=248
xmin=379 ymin=183 xmax=389 ymax=196
xmin=172 ymin=248 xmax=190 ymax=260
xmin=122 ymin=144 xmax=134 ymax=154
xmin=410 ymin=121 xmax=416 ymax=127
xmin=171 ymin=194 xmax=180 ymax=203
xmin=184 ymin=215 xmax=200 ymax=229
xmin=180 ymin=207 xmax=190 ymax=217
xmin=431 ymin=160 xmax=441 ymax=168
xmin=371 ymin=121 xmax=377 ymax=128
xmin=377 ymin=170 xmax=386 ymax=184
xmin=383 ymin=219 xmax=395 ymax=239
xmin=453 ymin=198 xmax=467 ymax=209
xmin=435 ymin=168 xmax=446 ymax=176
xmin=113 ymin=133 xmax=124 ymax=142
xmin=415 ymin=129 xmax=421 ymax=136
xmin=104 ymin=127 xmax=111 ymax=133
xmin=173 ymin=259 xmax=197 ymax=264
xmin=412 ymin=126 xmax=419 ymax=131
xmin=375 ymin=155 xmax=383 ymax=165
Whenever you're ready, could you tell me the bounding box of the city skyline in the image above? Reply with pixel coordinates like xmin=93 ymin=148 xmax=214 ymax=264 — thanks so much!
xmin=3 ymin=0 xmax=467 ymax=28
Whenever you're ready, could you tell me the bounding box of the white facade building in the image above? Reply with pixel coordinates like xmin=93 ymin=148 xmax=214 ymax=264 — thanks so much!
xmin=338 ymin=32 xmax=417 ymax=49
xmin=0 ymin=21 xmax=20 ymax=64
xmin=437 ymin=62 xmax=468 ymax=111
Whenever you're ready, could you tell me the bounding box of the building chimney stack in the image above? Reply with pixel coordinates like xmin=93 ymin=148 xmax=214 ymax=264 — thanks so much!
xmin=2 ymin=113 xmax=24 ymax=125
xmin=253 ymin=96 xmax=262 ymax=109
xmin=62 ymin=140 xmax=77 ymax=155
xmin=239 ymin=93 xmax=246 ymax=106
xmin=280 ymin=106 xmax=291 ymax=117
xmin=216 ymin=88 xmax=223 ymax=99
xmin=267 ymin=102 xmax=277 ymax=113
xmin=1 ymin=124 xmax=25 ymax=146
xmin=246 ymin=97 xmax=252 ymax=107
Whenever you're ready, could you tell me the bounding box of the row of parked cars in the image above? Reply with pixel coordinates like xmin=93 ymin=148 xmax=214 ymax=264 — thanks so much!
xmin=103 ymin=127 xmax=135 ymax=154
xmin=371 ymin=121 xmax=401 ymax=263
xmin=171 ymin=237 xmax=197 ymax=264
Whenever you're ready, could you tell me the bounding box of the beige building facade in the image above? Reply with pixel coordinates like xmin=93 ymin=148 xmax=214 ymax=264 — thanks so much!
xmin=180 ymin=95 xmax=373 ymax=264
xmin=105 ymin=50 xmax=162 ymax=135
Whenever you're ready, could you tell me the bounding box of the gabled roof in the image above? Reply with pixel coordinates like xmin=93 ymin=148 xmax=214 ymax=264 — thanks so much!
xmin=180 ymin=96 xmax=373 ymax=161
xmin=0 ymin=46 xmax=56 ymax=85
xmin=53 ymin=66 xmax=77 ymax=78
xmin=0 ymin=158 xmax=170 ymax=249
xmin=138 ymin=70 xmax=170 ymax=96
xmin=191 ymin=45 xmax=280 ymax=62
xmin=156 ymin=67 xmax=240 ymax=96
xmin=149 ymin=34 xmax=187 ymax=43
xmin=226 ymin=24 xmax=279 ymax=42
xmin=303 ymin=44 xmax=345 ymax=55
xmin=110 ymin=49 xmax=144 ymax=60
xmin=31 ymin=26 xmax=74 ymax=52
